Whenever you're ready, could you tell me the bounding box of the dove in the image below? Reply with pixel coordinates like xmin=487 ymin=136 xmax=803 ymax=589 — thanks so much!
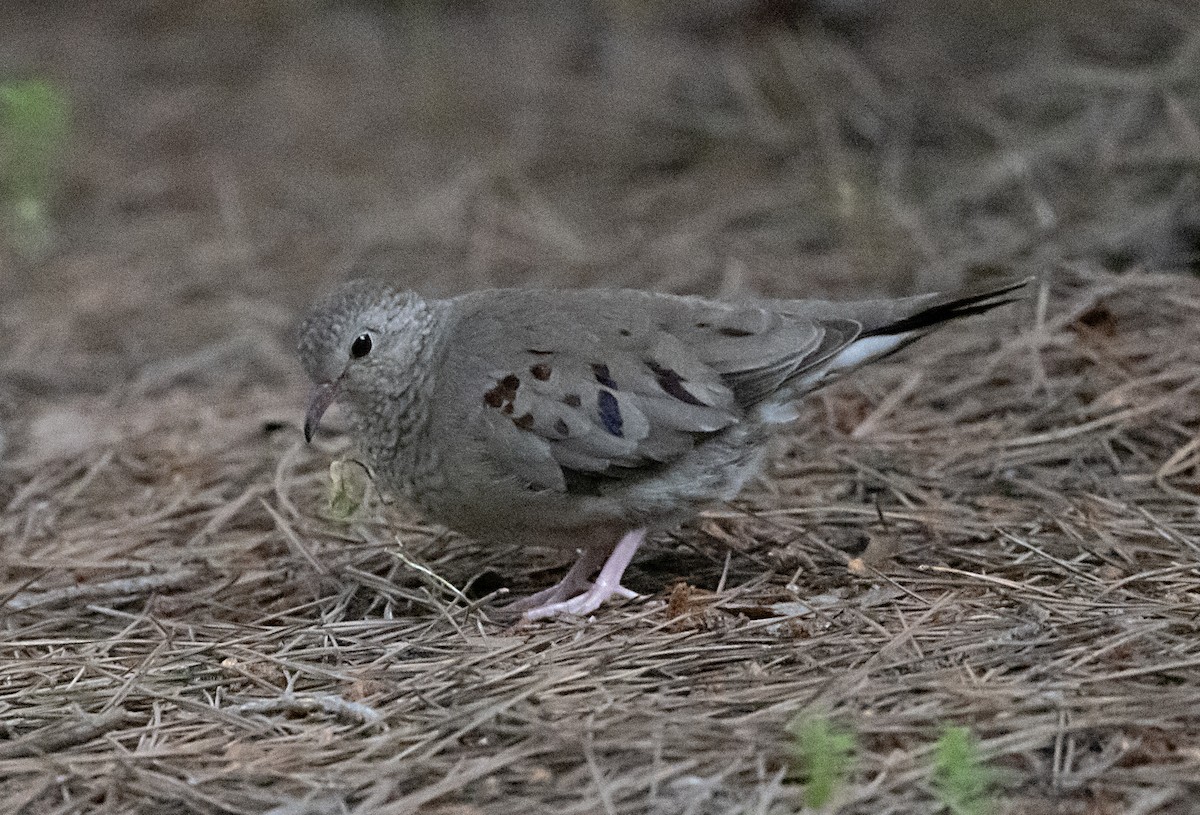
xmin=298 ymin=277 xmax=1028 ymax=621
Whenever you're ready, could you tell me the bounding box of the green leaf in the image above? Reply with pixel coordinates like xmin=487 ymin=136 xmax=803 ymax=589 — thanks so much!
xmin=0 ymin=78 xmax=69 ymax=253
xmin=0 ymin=79 xmax=69 ymax=200
xmin=328 ymin=459 xmax=371 ymax=520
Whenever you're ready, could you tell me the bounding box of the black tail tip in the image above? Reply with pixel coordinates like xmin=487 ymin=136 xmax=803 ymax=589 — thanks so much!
xmin=867 ymin=276 xmax=1033 ymax=338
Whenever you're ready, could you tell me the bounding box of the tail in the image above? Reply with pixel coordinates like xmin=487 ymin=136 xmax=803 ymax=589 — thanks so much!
xmin=769 ymin=277 xmax=1031 ymax=417
xmin=859 ymin=277 xmax=1033 ymax=338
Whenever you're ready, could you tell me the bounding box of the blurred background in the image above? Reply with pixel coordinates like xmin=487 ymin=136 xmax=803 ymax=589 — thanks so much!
xmin=0 ymin=0 xmax=1197 ymax=455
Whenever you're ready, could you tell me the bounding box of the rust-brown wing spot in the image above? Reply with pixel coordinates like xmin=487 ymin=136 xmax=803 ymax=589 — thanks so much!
xmin=562 ymin=393 xmax=582 ymax=408
xmin=530 ymin=363 xmax=552 ymax=381
xmin=512 ymin=412 xmax=535 ymax=430
xmin=484 ymin=374 xmax=521 ymax=411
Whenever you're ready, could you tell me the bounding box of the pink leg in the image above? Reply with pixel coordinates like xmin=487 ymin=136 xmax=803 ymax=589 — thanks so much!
xmin=501 ymin=547 xmax=607 ymax=615
xmin=521 ymin=528 xmax=648 ymax=621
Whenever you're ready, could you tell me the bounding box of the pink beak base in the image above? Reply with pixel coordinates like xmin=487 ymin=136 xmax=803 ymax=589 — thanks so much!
xmin=304 ymin=380 xmax=342 ymax=443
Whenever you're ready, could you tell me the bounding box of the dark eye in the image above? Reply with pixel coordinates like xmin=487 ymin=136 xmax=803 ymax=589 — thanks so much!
xmin=350 ymin=333 xmax=373 ymax=359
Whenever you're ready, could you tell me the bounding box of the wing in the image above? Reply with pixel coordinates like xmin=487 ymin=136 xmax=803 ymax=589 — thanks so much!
xmin=442 ymin=290 xmax=865 ymax=494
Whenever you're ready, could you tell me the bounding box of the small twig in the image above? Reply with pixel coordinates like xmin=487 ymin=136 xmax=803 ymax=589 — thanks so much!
xmin=0 ymin=709 xmax=139 ymax=759
xmin=273 ymin=440 xmax=305 ymax=521
xmin=851 ymin=372 xmax=923 ymax=439
xmin=262 ymin=499 xmax=329 ymax=575
xmin=1001 ymin=382 xmax=1200 ymax=449
xmin=391 ymin=539 xmax=470 ymax=605
xmin=715 ymin=550 xmax=732 ymax=595
xmin=186 ymin=483 xmax=267 ymax=547
xmin=919 ymin=564 xmax=1062 ymax=598
xmin=583 ymin=724 xmax=619 ymax=815
xmin=1028 ymin=279 xmax=1051 ymax=395
xmin=230 ymin=693 xmax=386 ymax=730
xmin=3 ymin=570 xmax=198 ymax=611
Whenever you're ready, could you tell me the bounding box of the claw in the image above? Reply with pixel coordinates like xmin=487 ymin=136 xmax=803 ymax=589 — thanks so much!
xmin=520 ymin=528 xmax=647 ymax=621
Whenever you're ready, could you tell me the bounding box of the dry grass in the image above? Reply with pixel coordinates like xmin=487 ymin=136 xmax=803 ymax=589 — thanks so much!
xmin=9 ymin=265 xmax=1200 ymax=815
xmin=3 ymin=1 xmax=1200 ymax=813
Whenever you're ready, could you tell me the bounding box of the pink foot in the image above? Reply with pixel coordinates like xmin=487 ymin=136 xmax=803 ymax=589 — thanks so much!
xmin=521 ymin=528 xmax=647 ymax=621
xmin=501 ymin=548 xmax=602 ymax=615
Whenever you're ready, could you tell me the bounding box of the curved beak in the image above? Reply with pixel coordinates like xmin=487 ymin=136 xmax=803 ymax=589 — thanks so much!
xmin=304 ymin=377 xmax=343 ymax=443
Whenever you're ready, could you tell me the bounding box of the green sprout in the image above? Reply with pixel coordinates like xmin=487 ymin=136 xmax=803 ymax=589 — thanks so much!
xmin=787 ymin=714 xmax=856 ymax=810
xmin=932 ymin=726 xmax=997 ymax=815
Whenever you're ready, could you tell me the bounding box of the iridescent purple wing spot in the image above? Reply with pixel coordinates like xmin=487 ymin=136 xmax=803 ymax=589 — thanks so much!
xmin=647 ymin=361 xmax=707 ymax=407
xmin=597 ymin=390 xmax=623 ymax=437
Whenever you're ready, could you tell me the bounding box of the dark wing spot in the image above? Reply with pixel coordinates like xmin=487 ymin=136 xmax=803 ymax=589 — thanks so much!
xmin=597 ymin=390 xmax=623 ymax=437
xmin=592 ymin=363 xmax=618 ymax=389
xmin=530 ymin=363 xmax=552 ymax=381
xmin=484 ymin=374 xmax=521 ymax=409
xmin=695 ymin=322 xmax=710 ymax=328
xmin=527 ymin=349 xmax=554 ymax=356
xmin=618 ymin=329 xmax=631 ymax=337
xmin=513 ymin=412 xmax=535 ymax=430
xmin=502 ymin=403 xmax=514 ymax=415
xmin=718 ymin=327 xmax=754 ymax=337
xmin=562 ymin=393 xmax=582 ymax=408
xmin=647 ymin=361 xmax=708 ymax=406
xmin=554 ymin=418 xmax=570 ymax=436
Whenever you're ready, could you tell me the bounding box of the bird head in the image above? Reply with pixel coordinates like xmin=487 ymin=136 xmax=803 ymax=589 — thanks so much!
xmin=296 ymin=279 xmax=430 ymax=442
